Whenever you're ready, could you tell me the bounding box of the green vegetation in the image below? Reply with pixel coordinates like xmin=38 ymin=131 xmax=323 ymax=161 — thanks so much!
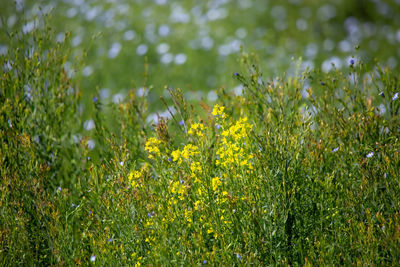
xmin=1 ymin=1 xmax=400 ymax=266
xmin=2 ymin=0 xmax=400 ymax=113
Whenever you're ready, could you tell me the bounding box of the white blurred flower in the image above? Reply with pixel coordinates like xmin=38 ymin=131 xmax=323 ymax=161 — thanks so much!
xmin=174 ymin=53 xmax=187 ymax=65
xmin=113 ymin=93 xmax=124 ymax=103
xmin=207 ymin=90 xmax=218 ymax=102
xmin=82 ymin=66 xmax=93 ymax=77
xmin=124 ymin=30 xmax=136 ymax=41
xmin=156 ymin=43 xmax=170 ymax=54
xmin=158 ymin=24 xmax=170 ymax=37
xmin=108 ymin=42 xmax=122 ymax=58
xmin=84 ymin=119 xmax=95 ymax=131
xmin=161 ymin=53 xmax=173 ymax=64
xmin=87 ymin=140 xmax=96 ymax=150
xmin=136 ymin=44 xmax=148 ymax=56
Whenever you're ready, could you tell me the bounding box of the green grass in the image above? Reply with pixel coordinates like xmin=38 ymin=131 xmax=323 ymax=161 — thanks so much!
xmin=2 ymin=0 xmax=400 ymax=115
xmin=2 ymin=2 xmax=400 ymax=266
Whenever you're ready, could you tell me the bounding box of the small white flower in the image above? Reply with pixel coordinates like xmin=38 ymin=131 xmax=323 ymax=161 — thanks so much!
xmin=366 ymin=152 xmax=374 ymax=158
xmin=119 ymin=161 xmax=124 ymax=166
xmin=90 ymin=255 xmax=96 ymax=262
xmin=332 ymin=147 xmax=339 ymax=153
xmin=393 ymin=92 xmax=399 ymax=101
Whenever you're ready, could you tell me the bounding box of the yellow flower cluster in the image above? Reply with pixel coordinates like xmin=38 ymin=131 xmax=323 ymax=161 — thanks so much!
xmin=211 ymin=176 xmax=221 ymax=191
xmin=128 ymin=164 xmax=149 ymax=188
xmin=190 ymin=161 xmax=202 ymax=181
xmin=184 ymin=209 xmax=193 ymax=225
xmin=128 ymin=170 xmax=141 ymax=188
xmin=216 ymin=116 xmax=254 ymax=169
xmin=171 ymin=144 xmax=199 ymax=165
xmin=144 ymin=137 xmax=162 ymax=159
xmin=188 ymin=122 xmax=205 ymax=137
xmin=137 ymin=104 xmax=255 ymax=247
xmin=211 ymin=104 xmax=227 ymax=119
xmin=221 ymin=117 xmax=252 ymax=140
xmin=170 ymin=180 xmax=186 ymax=200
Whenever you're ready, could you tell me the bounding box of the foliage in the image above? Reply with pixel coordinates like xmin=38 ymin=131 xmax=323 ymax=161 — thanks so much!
xmin=1 ymin=6 xmax=400 ymax=266
xmin=2 ymin=0 xmax=400 ymax=113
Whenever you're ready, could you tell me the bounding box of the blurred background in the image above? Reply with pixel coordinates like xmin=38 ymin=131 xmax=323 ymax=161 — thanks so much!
xmin=2 ymin=0 xmax=400 ymax=121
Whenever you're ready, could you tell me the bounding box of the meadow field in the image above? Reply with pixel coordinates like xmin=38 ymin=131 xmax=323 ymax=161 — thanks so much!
xmin=1 ymin=0 xmax=400 ymax=265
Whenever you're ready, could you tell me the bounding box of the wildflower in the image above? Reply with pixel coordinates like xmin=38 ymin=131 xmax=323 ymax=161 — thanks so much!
xmin=366 ymin=152 xmax=374 ymax=158
xmin=168 ymin=157 xmax=172 ymax=162
xmin=197 ymin=187 xmax=205 ymax=196
xmin=379 ymin=91 xmax=385 ymax=97
xmin=221 ymin=117 xmax=252 ymax=140
xmin=145 ymin=137 xmax=162 ymax=159
xmin=93 ymin=96 xmax=98 ymax=102
xmin=349 ymin=58 xmax=355 ymax=65
xmin=236 ymin=253 xmax=241 ymax=260
xmin=148 ymin=211 xmax=155 ymax=217
xmin=57 ymin=186 xmax=62 ymax=192
xmin=119 ymin=161 xmax=124 ymax=166
xmin=170 ymin=181 xmax=186 ymax=200
xmin=181 ymin=144 xmax=199 ymax=159
xmin=212 ymin=104 xmax=227 ymax=119
xmin=128 ymin=170 xmax=141 ymax=187
xmin=107 ymin=238 xmax=113 ymax=242
xmin=203 ymin=260 xmax=207 ymax=264
xmin=211 ymin=177 xmax=221 ymax=191
xmin=90 ymin=255 xmax=96 ymax=262
xmin=190 ymin=162 xmax=202 ymax=179
xmin=332 ymin=147 xmax=339 ymax=153
xmin=393 ymin=92 xmax=399 ymax=101
xmin=188 ymin=123 xmax=205 ymax=137
xmin=215 ymin=124 xmax=221 ymax=129
xmin=171 ymin=149 xmax=182 ymax=165
xmin=184 ymin=209 xmax=193 ymax=224
xmin=194 ymin=200 xmax=201 ymax=210
xmin=234 ymin=72 xmax=239 ymax=76
xmin=179 ymin=120 xmax=185 ymax=126
xmin=215 ymin=117 xmax=254 ymax=169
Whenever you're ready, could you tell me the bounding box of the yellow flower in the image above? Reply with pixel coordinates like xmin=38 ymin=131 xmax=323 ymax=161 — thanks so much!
xmin=128 ymin=170 xmax=141 ymax=187
xmin=171 ymin=149 xmax=182 ymax=165
xmin=170 ymin=181 xmax=186 ymax=200
xmin=188 ymin=123 xmax=205 ymax=137
xmin=197 ymin=187 xmax=205 ymax=196
xmin=190 ymin=161 xmax=202 ymax=179
xmin=211 ymin=176 xmax=221 ymax=191
xmin=212 ymin=104 xmax=227 ymax=119
xmin=215 ymin=116 xmax=254 ymax=169
xmin=181 ymin=144 xmax=199 ymax=159
xmin=145 ymin=137 xmax=162 ymax=159
xmin=184 ymin=209 xmax=193 ymax=224
xmin=194 ymin=200 xmax=201 ymax=210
